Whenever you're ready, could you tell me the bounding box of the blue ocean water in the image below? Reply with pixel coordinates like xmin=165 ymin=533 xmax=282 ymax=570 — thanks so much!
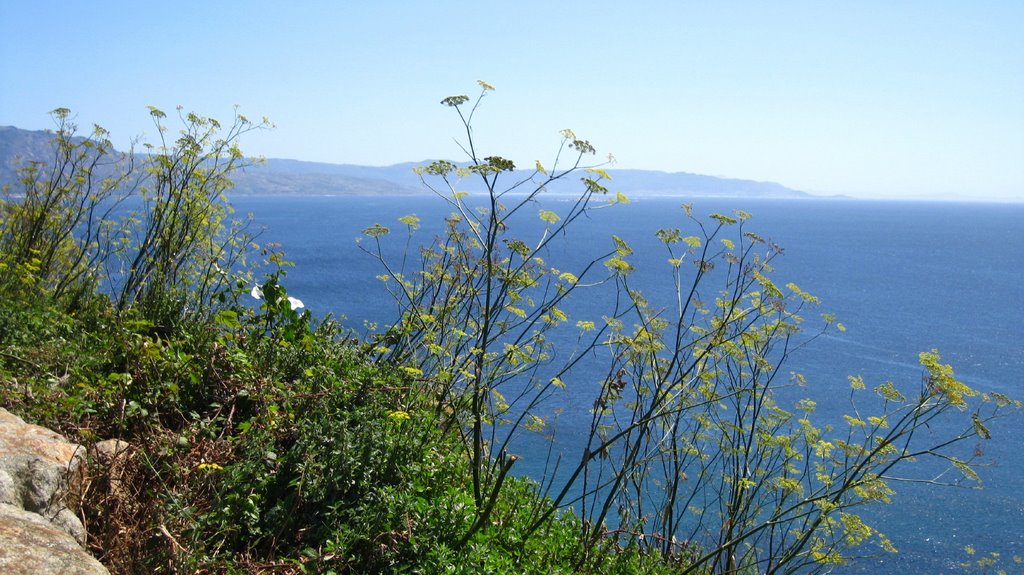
xmin=233 ymin=194 xmax=1023 ymax=573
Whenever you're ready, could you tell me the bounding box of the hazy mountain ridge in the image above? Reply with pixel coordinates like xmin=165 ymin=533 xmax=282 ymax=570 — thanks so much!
xmin=0 ymin=126 xmax=813 ymax=198
xmin=0 ymin=126 xmax=67 ymax=183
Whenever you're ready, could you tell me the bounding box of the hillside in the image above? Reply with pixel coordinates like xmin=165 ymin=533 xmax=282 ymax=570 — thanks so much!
xmin=0 ymin=126 xmax=63 ymax=183
xmin=0 ymin=126 xmax=813 ymax=198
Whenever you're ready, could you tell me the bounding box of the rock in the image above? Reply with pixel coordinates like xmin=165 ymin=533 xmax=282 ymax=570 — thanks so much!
xmin=89 ymin=438 xmax=134 ymax=502
xmin=90 ymin=439 xmax=131 ymax=462
xmin=0 ymin=408 xmax=110 ymax=573
xmin=0 ymin=408 xmax=87 ymax=544
xmin=0 ymin=503 xmax=108 ymax=575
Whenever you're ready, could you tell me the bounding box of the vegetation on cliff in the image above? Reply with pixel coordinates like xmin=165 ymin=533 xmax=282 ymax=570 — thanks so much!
xmin=0 ymin=86 xmax=1017 ymax=574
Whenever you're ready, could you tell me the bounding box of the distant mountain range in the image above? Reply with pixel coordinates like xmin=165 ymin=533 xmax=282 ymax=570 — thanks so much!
xmin=1 ymin=125 xmax=814 ymax=199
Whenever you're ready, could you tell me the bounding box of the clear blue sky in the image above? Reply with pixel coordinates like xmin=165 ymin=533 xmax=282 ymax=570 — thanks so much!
xmin=2 ymin=1 xmax=1022 ymax=200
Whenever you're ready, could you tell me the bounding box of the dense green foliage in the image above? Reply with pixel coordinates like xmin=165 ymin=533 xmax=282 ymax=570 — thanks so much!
xmin=0 ymin=91 xmax=1018 ymax=574
xmin=0 ymin=268 xmax=631 ymax=574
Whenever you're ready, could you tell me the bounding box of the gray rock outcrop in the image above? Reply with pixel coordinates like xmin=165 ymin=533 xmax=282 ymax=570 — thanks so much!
xmin=0 ymin=408 xmax=109 ymax=574
xmin=0 ymin=503 xmax=108 ymax=574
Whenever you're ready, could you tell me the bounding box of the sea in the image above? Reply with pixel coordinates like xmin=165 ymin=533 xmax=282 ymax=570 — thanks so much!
xmin=231 ymin=194 xmax=1023 ymax=573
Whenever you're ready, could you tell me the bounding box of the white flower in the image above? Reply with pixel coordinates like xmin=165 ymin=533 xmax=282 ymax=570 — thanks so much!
xmin=287 ymin=296 xmax=304 ymax=310
xmin=250 ymin=285 xmax=263 ymax=300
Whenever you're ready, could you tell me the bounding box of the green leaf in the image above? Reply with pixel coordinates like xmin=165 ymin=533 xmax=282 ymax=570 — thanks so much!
xmin=571 ymin=139 xmax=596 ymax=154
xmin=874 ymin=381 xmax=905 ymax=402
xmin=656 ymin=228 xmax=681 ymax=244
xmin=843 ymin=415 xmax=866 ymax=427
xmin=604 ymin=257 xmax=633 ymax=274
xmin=710 ymin=213 xmax=738 ymax=225
xmin=485 ymin=156 xmax=515 ymax=172
xmin=611 ymin=235 xmax=633 ymax=256
xmin=576 ymin=320 xmax=595 ymax=331
xmin=539 ymin=210 xmax=560 ymax=224
xmin=214 ymin=309 xmax=241 ymax=330
xmin=398 ymin=214 xmax=420 ymax=229
xmin=581 ymin=177 xmax=607 ymax=194
xmin=505 ymin=238 xmax=530 ymax=256
xmin=441 ymin=95 xmax=469 ymax=107
xmin=972 ymin=413 xmax=991 ymax=439
xmin=422 ymin=160 xmax=453 ymax=176
xmin=362 ymin=223 xmax=390 ymax=238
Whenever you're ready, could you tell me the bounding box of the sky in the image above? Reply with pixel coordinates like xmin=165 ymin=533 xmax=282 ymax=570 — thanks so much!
xmin=1 ymin=1 xmax=1022 ymax=201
